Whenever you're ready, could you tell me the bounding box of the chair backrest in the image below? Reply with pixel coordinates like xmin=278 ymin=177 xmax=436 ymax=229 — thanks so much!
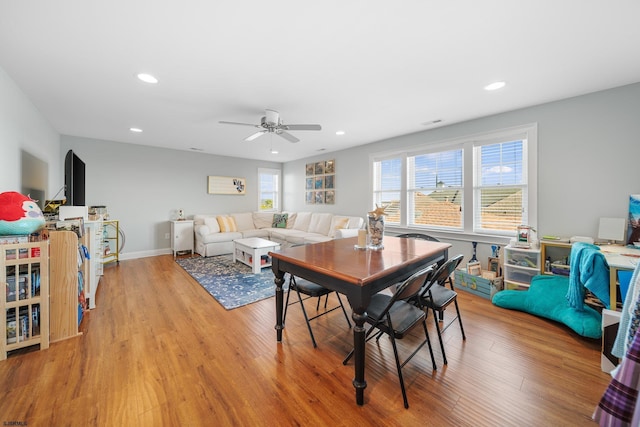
xmin=396 ymin=233 xmax=440 ymax=242
xmin=419 ymin=254 xmax=464 ymax=298
xmin=386 ymin=265 xmax=436 ymax=306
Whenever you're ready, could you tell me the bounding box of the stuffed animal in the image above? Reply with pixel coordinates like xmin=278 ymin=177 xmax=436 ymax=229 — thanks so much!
xmin=0 ymin=191 xmax=45 ymax=235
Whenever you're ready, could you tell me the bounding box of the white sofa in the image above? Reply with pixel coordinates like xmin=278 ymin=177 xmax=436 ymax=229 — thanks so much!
xmin=193 ymin=211 xmax=364 ymax=257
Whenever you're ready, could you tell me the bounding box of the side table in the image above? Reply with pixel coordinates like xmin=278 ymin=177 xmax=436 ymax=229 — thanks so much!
xmin=171 ymin=220 xmax=194 ymax=258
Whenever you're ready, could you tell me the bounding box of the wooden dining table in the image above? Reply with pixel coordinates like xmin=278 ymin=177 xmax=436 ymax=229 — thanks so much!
xmin=270 ymin=235 xmax=451 ymax=405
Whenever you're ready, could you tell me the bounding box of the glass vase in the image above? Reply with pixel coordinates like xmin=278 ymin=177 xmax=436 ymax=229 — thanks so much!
xmin=367 ymin=214 xmax=385 ymax=250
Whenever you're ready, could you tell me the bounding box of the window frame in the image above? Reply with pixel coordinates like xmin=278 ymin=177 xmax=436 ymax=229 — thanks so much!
xmin=370 ymin=124 xmax=537 ymax=239
xmin=257 ymin=168 xmax=281 ymax=212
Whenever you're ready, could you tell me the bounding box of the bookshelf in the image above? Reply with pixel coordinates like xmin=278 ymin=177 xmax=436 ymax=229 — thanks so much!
xmin=0 ymin=240 xmax=49 ymax=360
xmin=49 ymin=230 xmax=86 ymax=342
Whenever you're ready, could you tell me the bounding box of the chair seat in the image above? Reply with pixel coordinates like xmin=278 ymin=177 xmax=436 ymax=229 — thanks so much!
xmin=367 ymin=294 xmax=426 ymax=338
xmin=292 ymin=278 xmax=333 ymax=298
xmin=426 ymin=285 xmax=457 ymax=309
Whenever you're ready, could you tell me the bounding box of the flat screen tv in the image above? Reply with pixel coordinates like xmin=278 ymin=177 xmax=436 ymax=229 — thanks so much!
xmin=64 ymin=150 xmax=86 ymax=206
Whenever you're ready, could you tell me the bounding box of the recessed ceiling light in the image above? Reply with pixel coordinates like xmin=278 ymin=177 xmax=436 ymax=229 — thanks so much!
xmin=270 ymin=149 xmax=279 ymax=154
xmin=190 ymin=147 xmax=204 ymax=151
xmin=336 ymin=131 xmax=345 ymax=136
xmin=484 ymin=81 xmax=506 ymax=91
xmin=137 ymin=73 xmax=158 ymax=84
xmin=129 ymin=127 xmax=143 ymax=133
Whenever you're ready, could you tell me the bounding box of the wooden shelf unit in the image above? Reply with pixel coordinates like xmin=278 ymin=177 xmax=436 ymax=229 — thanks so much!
xmin=49 ymin=230 xmax=85 ymax=342
xmin=0 ymin=240 xmax=49 ymax=360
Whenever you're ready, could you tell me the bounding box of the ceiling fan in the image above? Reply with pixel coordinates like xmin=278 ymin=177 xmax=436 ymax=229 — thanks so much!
xmin=219 ymin=109 xmax=321 ymax=143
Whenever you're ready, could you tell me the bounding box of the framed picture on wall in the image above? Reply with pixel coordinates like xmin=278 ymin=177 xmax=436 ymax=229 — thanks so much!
xmin=325 ymin=190 xmax=335 ymax=204
xmin=305 ymin=178 xmax=313 ymax=190
xmin=306 ymin=191 xmax=315 ymax=204
xmin=314 ymin=177 xmax=324 ymax=189
xmin=306 ymin=163 xmax=315 ymax=176
xmin=325 ymin=159 xmax=335 ymax=174
xmin=324 ymin=175 xmax=334 ymax=189
xmin=314 ymin=161 xmax=325 ymax=175
xmin=315 ymin=191 xmax=324 ymax=204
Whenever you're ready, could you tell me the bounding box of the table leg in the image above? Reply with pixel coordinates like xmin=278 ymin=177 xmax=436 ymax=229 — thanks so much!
xmin=273 ymin=268 xmax=285 ymax=342
xmin=352 ymin=310 xmax=367 ymax=405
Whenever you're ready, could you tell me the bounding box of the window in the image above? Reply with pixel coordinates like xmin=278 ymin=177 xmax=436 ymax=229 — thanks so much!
xmin=371 ymin=124 xmax=537 ymax=237
xmin=372 ymin=158 xmax=402 ymax=224
xmin=258 ymin=168 xmax=281 ymax=211
xmin=408 ymin=149 xmax=463 ymax=230
xmin=473 ymin=139 xmax=526 ymax=233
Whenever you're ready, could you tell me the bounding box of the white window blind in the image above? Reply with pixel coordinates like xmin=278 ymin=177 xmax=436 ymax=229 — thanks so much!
xmin=407 ymin=149 xmax=463 ymax=230
xmin=473 ymin=139 xmax=527 ymax=234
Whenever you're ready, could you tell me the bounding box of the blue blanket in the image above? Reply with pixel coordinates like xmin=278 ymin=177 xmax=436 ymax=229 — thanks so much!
xmin=566 ymin=242 xmax=610 ymax=310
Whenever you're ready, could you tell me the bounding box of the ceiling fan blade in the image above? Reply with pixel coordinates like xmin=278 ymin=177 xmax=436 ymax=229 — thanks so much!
xmin=277 ymin=131 xmax=299 ymax=143
xmin=281 ymin=124 xmax=322 ymax=131
xmin=219 ymin=120 xmax=260 ymax=128
xmin=245 ymin=130 xmax=267 ymax=141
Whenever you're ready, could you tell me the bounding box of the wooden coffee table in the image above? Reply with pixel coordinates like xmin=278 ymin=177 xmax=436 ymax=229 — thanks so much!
xmin=233 ymin=237 xmax=281 ymax=274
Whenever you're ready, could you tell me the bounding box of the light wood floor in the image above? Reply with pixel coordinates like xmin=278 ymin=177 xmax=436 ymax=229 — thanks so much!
xmin=0 ymin=254 xmax=611 ymax=426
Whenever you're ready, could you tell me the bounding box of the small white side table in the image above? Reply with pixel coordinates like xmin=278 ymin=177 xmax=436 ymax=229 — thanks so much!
xmin=171 ymin=220 xmax=194 ymax=258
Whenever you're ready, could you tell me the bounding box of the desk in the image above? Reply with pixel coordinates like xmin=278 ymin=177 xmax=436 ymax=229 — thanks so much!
xmin=270 ymin=236 xmax=451 ymax=405
xmin=601 ymin=245 xmax=640 ymax=310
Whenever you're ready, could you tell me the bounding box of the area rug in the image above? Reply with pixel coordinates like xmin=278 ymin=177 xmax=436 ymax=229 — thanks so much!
xmin=176 ymin=255 xmax=284 ymax=310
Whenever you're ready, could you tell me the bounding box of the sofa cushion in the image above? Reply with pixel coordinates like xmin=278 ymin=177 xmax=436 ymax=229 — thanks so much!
xmin=308 ymin=213 xmax=333 ymax=236
xmin=272 ymin=213 xmax=288 ymax=228
xmin=304 ymin=234 xmax=333 ymax=244
xmin=252 ymin=212 xmax=274 ymax=229
xmin=329 ymin=216 xmax=350 ymax=238
xmin=216 ymin=215 xmax=237 ymax=232
xmin=284 ymin=212 xmax=297 ymax=229
xmin=292 ymin=212 xmax=312 ymax=231
xmin=201 ymin=231 xmax=243 ymax=243
xmin=270 ymin=228 xmax=308 ymax=241
xmin=347 ymin=216 xmax=364 ymax=229
xmin=241 ymin=229 xmax=270 ymax=239
xmin=204 ymin=217 xmax=220 ymax=233
xmin=232 ymin=212 xmax=255 ymax=231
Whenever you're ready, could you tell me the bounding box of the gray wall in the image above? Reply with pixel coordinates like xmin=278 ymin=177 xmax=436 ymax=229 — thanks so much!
xmin=0 ymin=66 xmax=60 ymax=196
xmin=61 ymin=136 xmax=281 ymax=258
xmin=283 ymin=83 xmax=640 ymax=262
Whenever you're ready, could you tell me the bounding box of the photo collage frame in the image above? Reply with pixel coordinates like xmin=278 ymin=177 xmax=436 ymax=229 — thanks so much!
xmin=305 ymin=159 xmax=335 ymax=205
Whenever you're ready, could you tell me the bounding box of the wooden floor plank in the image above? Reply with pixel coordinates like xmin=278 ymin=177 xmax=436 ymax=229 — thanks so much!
xmin=0 ymin=254 xmax=611 ymax=426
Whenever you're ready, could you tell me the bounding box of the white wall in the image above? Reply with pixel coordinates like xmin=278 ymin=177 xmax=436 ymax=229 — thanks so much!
xmin=283 ymin=83 xmax=640 ymax=264
xmin=61 ymin=135 xmax=281 ymax=258
xmin=0 ymin=66 xmax=60 ymax=196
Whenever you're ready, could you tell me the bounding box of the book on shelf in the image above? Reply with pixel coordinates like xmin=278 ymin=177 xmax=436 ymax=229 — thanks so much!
xmin=0 ymin=235 xmax=30 ymax=245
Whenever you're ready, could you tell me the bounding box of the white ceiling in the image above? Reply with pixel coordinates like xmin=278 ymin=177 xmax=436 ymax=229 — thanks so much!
xmin=1 ymin=1 xmax=639 ymax=162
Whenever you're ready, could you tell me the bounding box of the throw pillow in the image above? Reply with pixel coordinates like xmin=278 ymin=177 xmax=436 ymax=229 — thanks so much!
xmin=216 ymin=215 xmax=237 ymax=233
xmin=272 ymin=213 xmax=289 ymax=228
xmin=204 ymin=217 xmax=220 ymax=233
xmin=329 ymin=217 xmax=349 ymax=238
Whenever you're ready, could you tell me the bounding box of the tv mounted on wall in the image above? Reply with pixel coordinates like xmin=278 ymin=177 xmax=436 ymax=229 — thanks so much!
xmin=64 ymin=150 xmax=86 ymax=206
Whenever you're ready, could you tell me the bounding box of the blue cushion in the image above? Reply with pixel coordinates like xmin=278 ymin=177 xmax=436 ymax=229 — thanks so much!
xmin=492 ymin=275 xmax=602 ymax=339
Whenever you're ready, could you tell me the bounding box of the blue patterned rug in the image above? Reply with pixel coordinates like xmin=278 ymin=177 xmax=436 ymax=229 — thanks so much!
xmin=176 ymin=255 xmax=284 ymax=310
